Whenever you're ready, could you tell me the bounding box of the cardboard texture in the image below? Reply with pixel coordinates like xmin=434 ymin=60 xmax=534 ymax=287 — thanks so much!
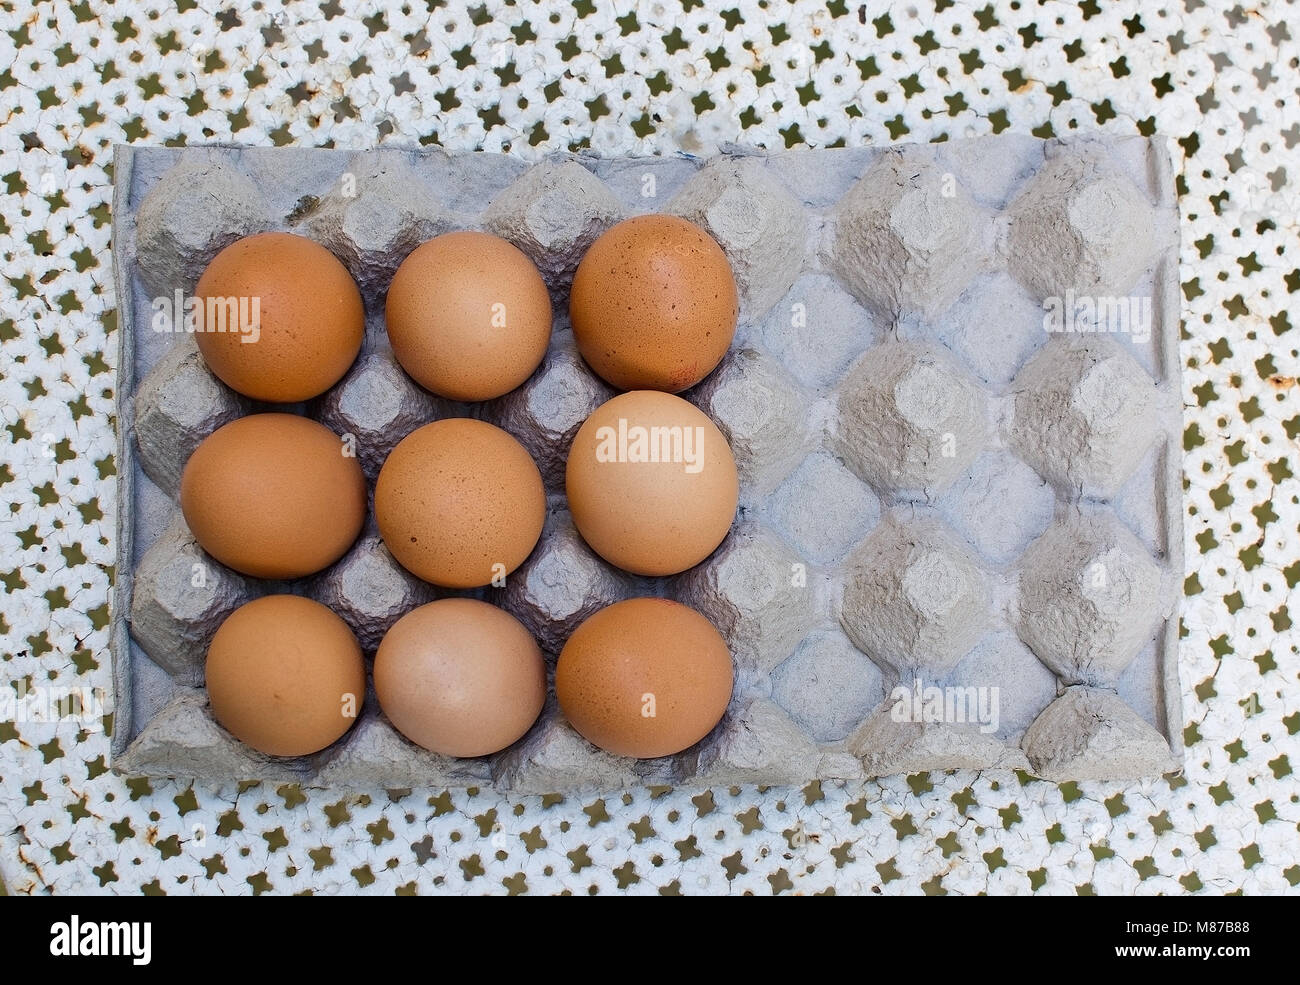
xmin=111 ymin=137 xmax=1183 ymax=789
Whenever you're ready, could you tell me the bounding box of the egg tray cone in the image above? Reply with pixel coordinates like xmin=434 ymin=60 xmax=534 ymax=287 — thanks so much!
xmin=110 ymin=137 xmax=1184 ymax=791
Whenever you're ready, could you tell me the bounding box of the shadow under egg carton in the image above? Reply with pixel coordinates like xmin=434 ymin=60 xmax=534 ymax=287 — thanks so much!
xmin=110 ymin=134 xmax=1183 ymax=790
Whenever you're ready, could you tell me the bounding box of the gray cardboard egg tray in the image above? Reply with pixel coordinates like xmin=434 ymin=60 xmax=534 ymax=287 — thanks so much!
xmin=110 ymin=134 xmax=1184 ymax=792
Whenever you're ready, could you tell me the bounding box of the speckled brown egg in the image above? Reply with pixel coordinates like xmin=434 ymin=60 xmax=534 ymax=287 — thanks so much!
xmin=180 ymin=413 xmax=366 ymax=579
xmin=569 ymin=214 xmax=738 ymax=392
xmin=385 ymin=230 xmax=553 ymax=401
xmin=566 ymin=390 xmax=738 ymax=576
xmin=556 ymin=597 xmax=733 ymax=759
xmin=193 ymin=232 xmax=364 ymax=402
xmin=374 ymin=418 xmax=545 ymax=588
xmin=206 ymin=595 xmax=365 ymax=757
xmin=374 ymin=598 xmax=546 ymax=757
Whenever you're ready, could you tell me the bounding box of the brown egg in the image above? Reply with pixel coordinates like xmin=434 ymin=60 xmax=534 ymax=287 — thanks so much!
xmin=375 ymin=418 xmax=545 ymax=588
xmin=566 ymin=390 xmax=738 ymax=576
xmin=180 ymin=413 xmax=366 ymax=579
xmin=557 ymin=598 xmax=733 ymax=758
xmin=569 ymin=214 xmax=738 ymax=392
xmin=206 ymin=595 xmax=365 ymax=757
xmin=385 ymin=230 xmax=553 ymax=401
xmin=193 ymin=232 xmax=364 ymax=402
xmin=374 ymin=598 xmax=545 ymax=757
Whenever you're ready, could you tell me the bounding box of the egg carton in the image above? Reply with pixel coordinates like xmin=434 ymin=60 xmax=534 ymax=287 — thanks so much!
xmin=110 ymin=135 xmax=1184 ymax=791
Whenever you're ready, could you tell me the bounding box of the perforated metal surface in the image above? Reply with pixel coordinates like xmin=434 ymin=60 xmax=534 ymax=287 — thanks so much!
xmin=1 ymin=0 xmax=1296 ymax=895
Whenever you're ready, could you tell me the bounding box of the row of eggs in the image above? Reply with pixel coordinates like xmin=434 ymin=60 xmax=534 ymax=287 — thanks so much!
xmin=167 ymin=213 xmax=745 ymax=762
